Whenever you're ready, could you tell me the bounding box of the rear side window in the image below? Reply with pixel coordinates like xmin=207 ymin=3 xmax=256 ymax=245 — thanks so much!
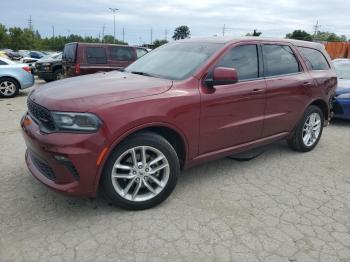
xmin=216 ymin=44 xmax=259 ymax=80
xmin=110 ymin=46 xmax=135 ymax=61
xmin=262 ymin=44 xmax=300 ymax=77
xmin=136 ymin=48 xmax=148 ymax=58
xmin=0 ymin=60 xmax=7 ymax=65
xmin=298 ymin=47 xmax=330 ymax=70
xmin=63 ymin=44 xmax=77 ymax=62
xmin=86 ymin=47 xmax=107 ymax=64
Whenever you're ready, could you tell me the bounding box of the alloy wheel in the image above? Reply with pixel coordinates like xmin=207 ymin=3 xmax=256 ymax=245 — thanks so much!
xmin=0 ymin=81 xmax=16 ymax=96
xmin=302 ymin=112 xmax=322 ymax=147
xmin=111 ymin=146 xmax=170 ymax=202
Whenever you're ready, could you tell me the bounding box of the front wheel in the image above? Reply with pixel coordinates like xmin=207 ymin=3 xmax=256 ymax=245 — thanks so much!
xmin=287 ymin=105 xmax=324 ymax=152
xmin=102 ymin=132 xmax=180 ymax=210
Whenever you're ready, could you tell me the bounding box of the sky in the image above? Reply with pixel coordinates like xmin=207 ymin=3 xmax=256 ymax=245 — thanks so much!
xmin=1 ymin=0 xmax=350 ymax=45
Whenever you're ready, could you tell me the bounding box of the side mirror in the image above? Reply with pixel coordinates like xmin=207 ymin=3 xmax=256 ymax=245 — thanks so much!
xmin=205 ymin=67 xmax=238 ymax=88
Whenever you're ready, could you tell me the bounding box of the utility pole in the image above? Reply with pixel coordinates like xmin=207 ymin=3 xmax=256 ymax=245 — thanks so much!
xmin=28 ymin=15 xmax=33 ymax=31
xmin=52 ymin=25 xmax=55 ymax=38
xmin=222 ymin=24 xmax=226 ymax=36
xmin=313 ymin=20 xmax=319 ymax=41
xmin=165 ymin=29 xmax=168 ymax=40
xmin=102 ymin=24 xmax=105 ymax=42
xmin=109 ymin=8 xmax=119 ymax=44
xmin=122 ymin=27 xmax=125 ymax=43
xmin=150 ymin=28 xmax=153 ymax=45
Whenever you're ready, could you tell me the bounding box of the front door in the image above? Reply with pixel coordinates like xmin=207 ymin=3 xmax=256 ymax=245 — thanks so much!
xmin=199 ymin=43 xmax=266 ymax=154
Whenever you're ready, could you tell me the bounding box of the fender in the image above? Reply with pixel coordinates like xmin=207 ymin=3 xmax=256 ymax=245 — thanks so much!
xmin=93 ymin=121 xmax=190 ymax=193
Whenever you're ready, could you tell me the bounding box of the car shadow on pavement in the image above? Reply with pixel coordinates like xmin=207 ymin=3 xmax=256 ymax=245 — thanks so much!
xmin=330 ymin=118 xmax=350 ymax=127
xmin=24 ymin=141 xmax=291 ymax=217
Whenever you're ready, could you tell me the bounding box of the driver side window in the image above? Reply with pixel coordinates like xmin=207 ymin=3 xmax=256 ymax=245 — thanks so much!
xmin=216 ymin=44 xmax=259 ymax=81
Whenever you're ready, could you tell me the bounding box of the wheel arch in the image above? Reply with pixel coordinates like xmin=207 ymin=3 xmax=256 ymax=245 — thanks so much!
xmin=309 ymin=98 xmax=329 ymax=121
xmin=94 ymin=122 xmax=189 ymax=193
xmin=0 ymin=75 xmax=21 ymax=89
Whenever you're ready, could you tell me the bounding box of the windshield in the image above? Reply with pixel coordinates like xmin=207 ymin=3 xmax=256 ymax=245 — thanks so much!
xmin=334 ymin=61 xmax=350 ymax=79
xmin=125 ymin=42 xmax=223 ymax=80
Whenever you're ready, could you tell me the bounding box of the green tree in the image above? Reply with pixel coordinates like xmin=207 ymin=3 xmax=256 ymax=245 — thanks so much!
xmin=172 ymin=25 xmax=190 ymax=40
xmin=0 ymin=24 xmax=8 ymax=48
xmin=315 ymin=31 xmax=347 ymax=42
xmin=153 ymin=39 xmax=168 ymax=48
xmin=246 ymin=29 xmax=262 ymax=37
xmin=0 ymin=24 xmax=129 ymax=51
xmin=102 ymin=35 xmax=127 ymax=45
xmin=286 ymin=30 xmax=313 ymax=41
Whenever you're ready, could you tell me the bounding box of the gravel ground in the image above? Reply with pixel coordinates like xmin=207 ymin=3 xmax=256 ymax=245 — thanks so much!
xmin=1 ymin=79 xmax=350 ymax=262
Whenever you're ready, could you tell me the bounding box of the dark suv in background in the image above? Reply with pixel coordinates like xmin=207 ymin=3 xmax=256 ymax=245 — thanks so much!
xmin=35 ymin=52 xmax=62 ymax=82
xmin=62 ymin=42 xmax=148 ymax=77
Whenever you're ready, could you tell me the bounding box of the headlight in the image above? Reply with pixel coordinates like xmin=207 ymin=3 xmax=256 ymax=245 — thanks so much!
xmin=337 ymin=93 xmax=350 ymax=99
xmin=51 ymin=112 xmax=102 ymax=132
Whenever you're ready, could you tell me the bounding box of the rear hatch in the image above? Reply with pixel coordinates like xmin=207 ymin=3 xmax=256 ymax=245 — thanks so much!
xmin=62 ymin=43 xmax=77 ymax=77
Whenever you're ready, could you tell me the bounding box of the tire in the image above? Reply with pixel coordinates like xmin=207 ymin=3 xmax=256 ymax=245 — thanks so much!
xmin=0 ymin=77 xmax=19 ymax=98
xmin=287 ymin=105 xmax=324 ymax=152
xmin=102 ymin=132 xmax=180 ymax=210
xmin=53 ymin=69 xmax=62 ymax=80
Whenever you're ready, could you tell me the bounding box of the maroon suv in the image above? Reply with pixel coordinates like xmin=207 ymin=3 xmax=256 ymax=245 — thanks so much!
xmin=62 ymin=42 xmax=148 ymax=77
xmin=21 ymin=37 xmax=337 ymax=210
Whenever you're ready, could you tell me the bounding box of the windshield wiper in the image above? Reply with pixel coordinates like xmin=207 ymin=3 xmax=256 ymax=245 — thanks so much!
xmin=130 ymin=71 xmax=154 ymax=77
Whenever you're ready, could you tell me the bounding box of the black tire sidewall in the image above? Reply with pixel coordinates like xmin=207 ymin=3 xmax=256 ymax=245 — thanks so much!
xmin=102 ymin=132 xmax=180 ymax=210
xmin=53 ymin=69 xmax=62 ymax=80
xmin=296 ymin=105 xmax=324 ymax=152
xmin=0 ymin=77 xmax=19 ymax=98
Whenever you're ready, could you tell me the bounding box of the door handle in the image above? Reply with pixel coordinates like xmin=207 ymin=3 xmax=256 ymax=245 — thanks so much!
xmin=303 ymin=82 xmax=313 ymax=87
xmin=251 ymin=88 xmax=264 ymax=94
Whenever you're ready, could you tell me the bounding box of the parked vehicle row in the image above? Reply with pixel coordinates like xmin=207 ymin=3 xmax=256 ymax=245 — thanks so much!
xmin=21 ymin=37 xmax=337 ymax=210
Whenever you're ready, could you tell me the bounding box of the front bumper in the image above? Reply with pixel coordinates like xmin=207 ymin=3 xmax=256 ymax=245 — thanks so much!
xmin=21 ymin=113 xmax=107 ymax=197
xmin=37 ymin=71 xmax=55 ymax=80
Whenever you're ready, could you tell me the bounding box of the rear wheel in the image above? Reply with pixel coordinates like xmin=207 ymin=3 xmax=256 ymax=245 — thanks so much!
xmin=0 ymin=77 xmax=19 ymax=98
xmin=102 ymin=132 xmax=180 ymax=210
xmin=287 ymin=105 xmax=324 ymax=152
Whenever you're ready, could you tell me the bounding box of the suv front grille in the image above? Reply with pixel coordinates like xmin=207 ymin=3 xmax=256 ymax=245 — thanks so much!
xmin=30 ymin=153 xmax=56 ymax=181
xmin=27 ymin=98 xmax=55 ymax=131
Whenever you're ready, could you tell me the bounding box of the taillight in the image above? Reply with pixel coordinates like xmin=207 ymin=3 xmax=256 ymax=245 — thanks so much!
xmin=75 ymin=63 xmax=80 ymax=75
xmin=22 ymin=66 xmax=31 ymax=73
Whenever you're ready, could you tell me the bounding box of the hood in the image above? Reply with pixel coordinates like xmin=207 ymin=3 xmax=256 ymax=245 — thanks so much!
xmin=30 ymin=71 xmax=173 ymax=111
xmin=36 ymin=58 xmax=61 ymax=64
xmin=336 ymin=78 xmax=350 ymax=95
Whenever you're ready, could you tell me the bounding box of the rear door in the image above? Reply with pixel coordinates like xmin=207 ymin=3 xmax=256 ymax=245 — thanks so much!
xmin=108 ymin=46 xmax=137 ymax=70
xmin=261 ymin=42 xmax=315 ymax=137
xmin=199 ymin=43 xmax=266 ymax=154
